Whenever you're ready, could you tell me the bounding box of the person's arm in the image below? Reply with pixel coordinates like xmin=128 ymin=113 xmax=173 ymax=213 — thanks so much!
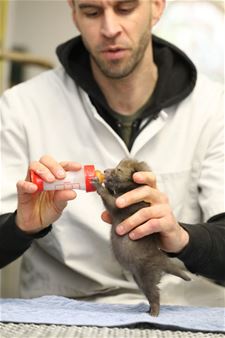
xmin=0 ymin=212 xmax=52 ymax=269
xmin=172 ymin=213 xmax=225 ymax=282
xmin=0 ymin=156 xmax=82 ymax=269
xmin=108 ymin=170 xmax=225 ymax=281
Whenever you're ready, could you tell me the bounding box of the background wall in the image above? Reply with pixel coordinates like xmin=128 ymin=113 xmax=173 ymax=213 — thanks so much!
xmin=1 ymin=0 xmax=79 ymax=88
xmin=6 ymin=0 xmax=77 ymax=60
xmin=153 ymin=0 xmax=224 ymax=82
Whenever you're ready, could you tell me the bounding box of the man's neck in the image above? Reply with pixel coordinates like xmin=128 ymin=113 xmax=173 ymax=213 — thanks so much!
xmin=91 ymin=50 xmax=158 ymax=116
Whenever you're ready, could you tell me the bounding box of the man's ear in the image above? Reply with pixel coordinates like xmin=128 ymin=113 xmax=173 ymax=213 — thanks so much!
xmin=151 ymin=0 xmax=166 ymax=27
xmin=67 ymin=0 xmax=80 ymax=31
xmin=68 ymin=0 xmax=75 ymax=10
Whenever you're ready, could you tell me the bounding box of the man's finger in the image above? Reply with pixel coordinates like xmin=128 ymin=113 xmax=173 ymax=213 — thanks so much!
xmin=116 ymin=204 xmax=168 ymax=235
xmin=17 ymin=180 xmax=38 ymax=195
xmin=116 ymin=185 xmax=168 ymax=208
xmin=59 ymin=161 xmax=82 ymax=172
xmin=128 ymin=218 xmax=161 ymax=240
xmin=39 ymin=155 xmax=66 ymax=179
xmin=133 ymin=171 xmax=157 ymax=189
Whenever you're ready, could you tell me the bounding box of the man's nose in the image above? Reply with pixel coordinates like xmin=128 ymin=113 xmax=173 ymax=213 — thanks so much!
xmin=100 ymin=11 xmax=122 ymax=39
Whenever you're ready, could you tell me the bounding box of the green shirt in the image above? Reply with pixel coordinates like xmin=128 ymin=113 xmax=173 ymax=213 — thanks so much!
xmin=109 ymin=97 xmax=152 ymax=147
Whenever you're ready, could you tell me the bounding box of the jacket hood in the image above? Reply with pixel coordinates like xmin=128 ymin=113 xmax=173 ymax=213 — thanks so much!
xmin=56 ymin=34 xmax=197 ymax=114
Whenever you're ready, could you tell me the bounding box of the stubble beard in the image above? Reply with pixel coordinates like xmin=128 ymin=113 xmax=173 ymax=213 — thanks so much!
xmin=85 ymin=31 xmax=151 ymax=80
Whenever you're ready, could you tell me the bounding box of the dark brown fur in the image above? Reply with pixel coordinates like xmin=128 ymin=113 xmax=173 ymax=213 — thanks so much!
xmin=93 ymin=159 xmax=190 ymax=316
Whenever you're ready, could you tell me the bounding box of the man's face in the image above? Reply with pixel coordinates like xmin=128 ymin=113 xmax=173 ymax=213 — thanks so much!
xmin=72 ymin=0 xmax=156 ymax=79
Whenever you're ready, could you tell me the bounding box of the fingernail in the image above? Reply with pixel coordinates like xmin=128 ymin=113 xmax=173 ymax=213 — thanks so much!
xmin=57 ymin=169 xmax=65 ymax=178
xmin=117 ymin=197 xmax=125 ymax=207
xmin=134 ymin=173 xmax=144 ymax=181
xmin=129 ymin=232 xmax=136 ymax=240
xmin=29 ymin=184 xmax=38 ymax=193
xmin=46 ymin=173 xmax=55 ymax=181
xmin=116 ymin=225 xmax=124 ymax=235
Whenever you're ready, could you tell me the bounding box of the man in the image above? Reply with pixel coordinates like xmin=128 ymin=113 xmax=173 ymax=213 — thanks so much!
xmin=1 ymin=0 xmax=224 ymax=306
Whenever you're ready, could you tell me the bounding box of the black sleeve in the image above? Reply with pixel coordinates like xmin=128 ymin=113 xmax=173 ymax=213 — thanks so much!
xmin=0 ymin=212 xmax=52 ymax=269
xmin=170 ymin=213 xmax=225 ymax=282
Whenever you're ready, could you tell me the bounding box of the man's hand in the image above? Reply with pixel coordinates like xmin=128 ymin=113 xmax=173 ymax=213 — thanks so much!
xmin=16 ymin=155 xmax=81 ymax=234
xmin=102 ymin=171 xmax=189 ymax=254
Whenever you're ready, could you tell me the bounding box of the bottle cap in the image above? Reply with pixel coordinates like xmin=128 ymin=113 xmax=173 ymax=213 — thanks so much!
xmin=30 ymin=170 xmax=44 ymax=191
xmin=84 ymin=165 xmax=96 ymax=192
xmin=95 ymin=170 xmax=105 ymax=184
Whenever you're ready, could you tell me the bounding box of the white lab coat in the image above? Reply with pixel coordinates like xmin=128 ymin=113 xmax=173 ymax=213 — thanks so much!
xmin=1 ymin=67 xmax=224 ymax=306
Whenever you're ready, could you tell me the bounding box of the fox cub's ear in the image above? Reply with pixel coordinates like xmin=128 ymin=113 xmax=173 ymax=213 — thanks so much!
xmin=134 ymin=161 xmax=151 ymax=172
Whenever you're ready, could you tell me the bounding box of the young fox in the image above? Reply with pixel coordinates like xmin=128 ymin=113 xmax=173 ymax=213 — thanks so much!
xmin=93 ymin=158 xmax=190 ymax=316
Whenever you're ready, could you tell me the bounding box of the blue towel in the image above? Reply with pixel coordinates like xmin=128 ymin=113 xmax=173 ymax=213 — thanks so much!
xmin=0 ymin=296 xmax=224 ymax=333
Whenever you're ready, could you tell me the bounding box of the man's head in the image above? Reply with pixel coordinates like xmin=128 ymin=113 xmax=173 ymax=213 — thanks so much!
xmin=68 ymin=0 xmax=165 ymax=79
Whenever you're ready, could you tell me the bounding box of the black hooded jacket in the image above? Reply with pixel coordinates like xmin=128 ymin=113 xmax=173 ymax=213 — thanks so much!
xmin=56 ymin=35 xmax=197 ymax=150
xmin=0 ymin=36 xmax=225 ymax=282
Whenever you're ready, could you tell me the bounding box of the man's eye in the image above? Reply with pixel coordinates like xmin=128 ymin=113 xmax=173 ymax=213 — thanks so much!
xmin=118 ymin=7 xmax=134 ymax=13
xmin=117 ymin=3 xmax=136 ymax=14
xmin=83 ymin=9 xmax=100 ymax=17
xmin=85 ymin=11 xmax=98 ymax=17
